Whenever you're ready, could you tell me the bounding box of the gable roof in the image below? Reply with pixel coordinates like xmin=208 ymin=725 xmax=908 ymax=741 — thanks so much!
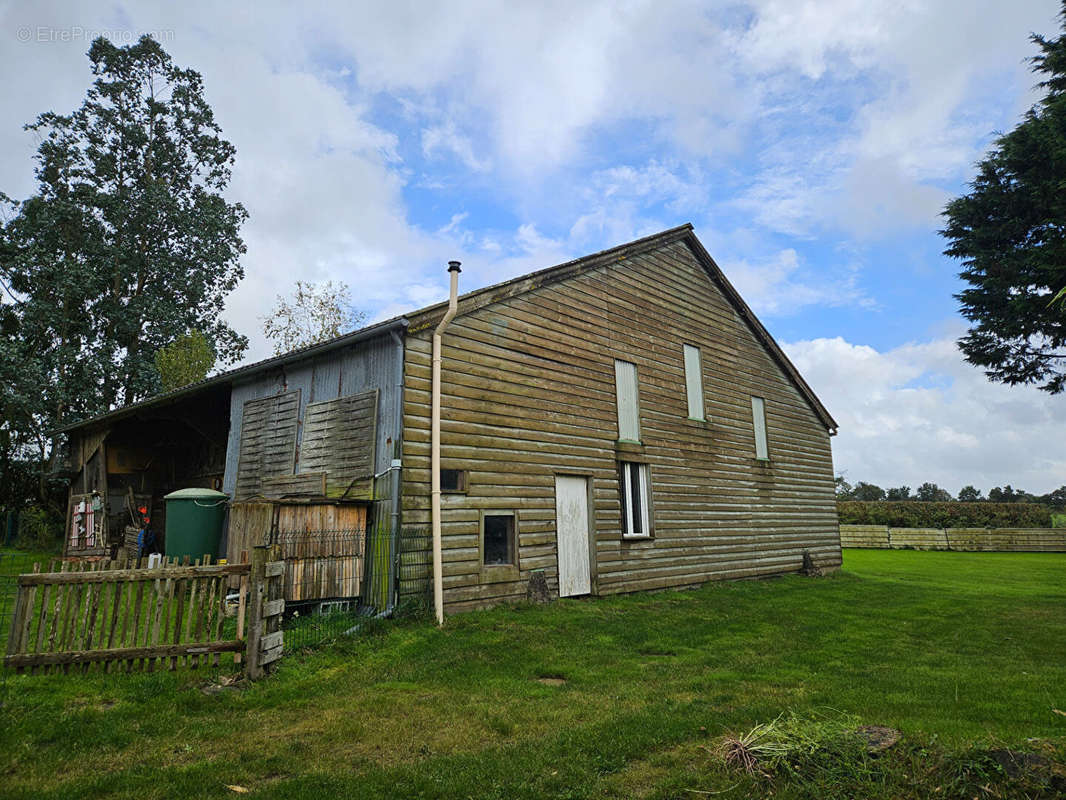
xmin=408 ymin=223 xmax=838 ymax=433
xmin=59 ymin=224 xmax=837 ymax=435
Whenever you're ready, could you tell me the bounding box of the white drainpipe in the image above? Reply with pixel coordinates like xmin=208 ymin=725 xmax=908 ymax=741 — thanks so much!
xmin=431 ymin=260 xmax=461 ymax=625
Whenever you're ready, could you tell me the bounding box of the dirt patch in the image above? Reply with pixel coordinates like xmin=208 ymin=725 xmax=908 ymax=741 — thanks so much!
xmin=535 ymin=676 xmax=567 ymax=686
xmin=987 ymin=748 xmax=1051 ymax=779
xmin=855 ymin=725 xmax=900 ymax=753
xmin=201 ymin=674 xmax=244 ymax=696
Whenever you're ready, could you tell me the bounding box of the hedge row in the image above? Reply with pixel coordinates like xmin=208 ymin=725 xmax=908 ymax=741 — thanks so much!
xmin=837 ymin=500 xmax=1054 ymax=529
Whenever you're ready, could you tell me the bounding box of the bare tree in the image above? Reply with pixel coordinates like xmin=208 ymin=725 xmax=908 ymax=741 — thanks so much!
xmin=261 ymin=280 xmax=366 ymax=355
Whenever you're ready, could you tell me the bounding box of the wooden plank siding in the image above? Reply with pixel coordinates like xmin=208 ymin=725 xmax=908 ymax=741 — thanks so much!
xmin=401 ymin=236 xmax=839 ymax=613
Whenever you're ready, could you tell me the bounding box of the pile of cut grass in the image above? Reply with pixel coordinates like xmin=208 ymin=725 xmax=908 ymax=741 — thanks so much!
xmin=704 ymin=710 xmax=1064 ymax=799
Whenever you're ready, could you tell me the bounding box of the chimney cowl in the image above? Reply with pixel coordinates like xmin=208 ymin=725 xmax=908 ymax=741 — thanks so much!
xmin=447 ymin=260 xmax=462 ymax=273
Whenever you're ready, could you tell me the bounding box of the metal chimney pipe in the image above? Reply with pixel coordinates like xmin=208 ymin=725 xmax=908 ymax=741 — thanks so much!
xmin=431 ymin=260 xmax=461 ymax=625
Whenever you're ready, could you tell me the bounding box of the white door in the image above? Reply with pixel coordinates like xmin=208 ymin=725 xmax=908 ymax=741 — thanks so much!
xmin=555 ymin=475 xmax=591 ymax=597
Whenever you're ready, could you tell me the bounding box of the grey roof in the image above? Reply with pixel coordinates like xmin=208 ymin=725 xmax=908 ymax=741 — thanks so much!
xmin=56 ymin=316 xmax=409 ymax=433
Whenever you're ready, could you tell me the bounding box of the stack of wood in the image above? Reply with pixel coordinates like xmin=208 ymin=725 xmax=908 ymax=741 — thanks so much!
xmin=124 ymin=525 xmax=141 ymax=561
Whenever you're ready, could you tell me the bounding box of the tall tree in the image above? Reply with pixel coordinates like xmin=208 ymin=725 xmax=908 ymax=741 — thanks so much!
xmin=0 ymin=36 xmax=247 ymax=476
xmin=834 ymin=475 xmax=853 ymax=499
xmin=851 ymin=482 xmax=887 ymax=502
xmin=916 ymin=482 xmax=953 ymax=502
xmin=261 ymin=280 xmax=366 ymax=355
xmin=988 ymin=485 xmax=1018 ymax=503
xmin=957 ymin=485 xmax=983 ymax=502
xmin=1041 ymin=485 xmax=1066 ymax=505
xmin=154 ymin=331 xmax=215 ymax=392
xmin=886 ymin=486 xmax=912 ymax=501
xmin=941 ymin=4 xmax=1066 ymax=392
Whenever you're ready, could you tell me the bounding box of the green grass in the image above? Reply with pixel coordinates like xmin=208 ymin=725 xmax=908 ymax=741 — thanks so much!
xmin=1 ymin=549 xmax=1064 ymax=799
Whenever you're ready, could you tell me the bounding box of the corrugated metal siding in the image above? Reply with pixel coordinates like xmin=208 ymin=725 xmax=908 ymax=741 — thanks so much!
xmin=222 ymin=334 xmax=402 ymax=499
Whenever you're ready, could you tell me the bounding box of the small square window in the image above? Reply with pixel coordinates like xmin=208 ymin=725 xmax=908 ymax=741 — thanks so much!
xmin=619 ymin=461 xmax=652 ymax=538
xmin=483 ymin=513 xmax=516 ymax=566
xmin=441 ymin=468 xmax=467 ymax=493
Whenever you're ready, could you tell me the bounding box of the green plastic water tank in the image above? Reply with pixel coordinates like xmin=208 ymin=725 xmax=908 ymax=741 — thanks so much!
xmin=163 ymin=488 xmax=228 ymax=561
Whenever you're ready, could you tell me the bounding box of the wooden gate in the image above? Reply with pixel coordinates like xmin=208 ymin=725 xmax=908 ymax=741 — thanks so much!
xmin=4 ymin=546 xmax=284 ymax=678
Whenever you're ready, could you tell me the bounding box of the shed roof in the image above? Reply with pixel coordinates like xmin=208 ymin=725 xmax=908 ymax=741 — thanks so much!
xmin=59 ymin=225 xmax=837 ymax=435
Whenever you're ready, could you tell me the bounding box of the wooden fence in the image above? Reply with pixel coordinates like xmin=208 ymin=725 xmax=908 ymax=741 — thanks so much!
xmin=840 ymin=524 xmax=1066 ymax=552
xmin=4 ymin=546 xmax=284 ymax=677
xmin=227 ymin=501 xmax=368 ymax=602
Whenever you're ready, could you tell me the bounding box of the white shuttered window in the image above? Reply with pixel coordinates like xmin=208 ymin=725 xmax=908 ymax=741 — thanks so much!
xmin=614 ymin=359 xmax=641 ymax=441
xmin=620 ymin=461 xmax=651 ymax=537
xmin=683 ymin=344 xmax=704 ymax=420
xmin=751 ymin=396 xmax=769 ymax=460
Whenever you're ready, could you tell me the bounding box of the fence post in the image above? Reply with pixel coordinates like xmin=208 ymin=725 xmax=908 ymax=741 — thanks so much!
xmin=261 ymin=543 xmax=283 ymax=668
xmin=5 ymin=582 xmax=28 ymax=660
xmin=245 ymin=544 xmax=283 ymax=681
xmin=245 ymin=546 xmax=268 ymax=680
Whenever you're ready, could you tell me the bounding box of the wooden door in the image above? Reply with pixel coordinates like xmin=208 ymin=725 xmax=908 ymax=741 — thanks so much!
xmin=555 ymin=475 xmax=591 ymax=597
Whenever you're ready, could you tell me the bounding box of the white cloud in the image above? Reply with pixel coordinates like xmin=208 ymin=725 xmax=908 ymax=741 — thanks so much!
xmin=784 ymin=333 xmax=1066 ymax=494
xmin=719 ymin=248 xmax=872 ymax=316
xmin=732 ymin=0 xmax=1059 ymax=238
xmin=421 ymin=122 xmax=490 ymax=172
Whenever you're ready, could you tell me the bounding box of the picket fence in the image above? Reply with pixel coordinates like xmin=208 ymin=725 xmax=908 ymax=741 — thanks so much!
xmin=4 ymin=545 xmax=283 ymax=678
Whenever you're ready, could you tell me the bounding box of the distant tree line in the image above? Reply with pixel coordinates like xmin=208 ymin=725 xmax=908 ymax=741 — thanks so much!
xmin=835 ymin=477 xmax=1066 ymax=506
xmin=838 ymin=501 xmax=1057 ymax=529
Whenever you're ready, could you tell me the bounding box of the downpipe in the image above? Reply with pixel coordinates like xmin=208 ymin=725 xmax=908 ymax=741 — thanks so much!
xmin=431 ymin=261 xmax=461 ymax=626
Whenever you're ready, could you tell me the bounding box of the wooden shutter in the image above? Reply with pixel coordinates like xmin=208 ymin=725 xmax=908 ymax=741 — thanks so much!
xmin=751 ymin=396 xmax=769 ymax=460
xmin=614 ymin=360 xmax=640 ymax=442
xmin=300 ymin=389 xmax=378 ymax=493
xmin=234 ymin=390 xmax=300 ymax=499
xmin=683 ymin=344 xmax=704 ymax=420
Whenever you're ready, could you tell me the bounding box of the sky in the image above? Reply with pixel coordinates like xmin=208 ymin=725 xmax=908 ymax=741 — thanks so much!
xmin=1 ymin=0 xmax=1065 ymax=494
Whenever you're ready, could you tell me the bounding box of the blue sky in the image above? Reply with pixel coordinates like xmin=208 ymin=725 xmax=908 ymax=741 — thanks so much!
xmin=2 ymin=0 xmax=1065 ymax=492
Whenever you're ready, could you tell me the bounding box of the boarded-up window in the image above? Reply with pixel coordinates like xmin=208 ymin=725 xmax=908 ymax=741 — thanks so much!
xmin=683 ymin=344 xmax=704 ymax=420
xmin=751 ymin=396 xmax=769 ymax=460
xmin=235 ymin=391 xmax=300 ymax=499
xmin=614 ymin=359 xmax=641 ymax=442
xmin=300 ymin=389 xmax=378 ymax=490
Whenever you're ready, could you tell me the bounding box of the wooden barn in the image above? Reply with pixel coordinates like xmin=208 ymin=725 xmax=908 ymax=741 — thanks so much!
xmin=57 ymin=224 xmax=840 ymax=617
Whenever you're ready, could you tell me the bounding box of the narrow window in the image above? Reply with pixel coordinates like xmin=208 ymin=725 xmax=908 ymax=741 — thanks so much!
xmin=440 ymin=469 xmax=467 ymax=493
xmin=683 ymin=344 xmax=705 ymax=420
xmin=619 ymin=461 xmax=651 ymax=538
xmin=751 ymin=396 xmax=769 ymax=460
xmin=614 ymin=359 xmax=641 ymax=442
xmin=483 ymin=512 xmax=516 ymax=566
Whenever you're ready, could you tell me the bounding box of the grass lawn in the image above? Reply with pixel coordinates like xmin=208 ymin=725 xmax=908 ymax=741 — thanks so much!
xmin=1 ymin=549 xmax=1064 ymax=799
